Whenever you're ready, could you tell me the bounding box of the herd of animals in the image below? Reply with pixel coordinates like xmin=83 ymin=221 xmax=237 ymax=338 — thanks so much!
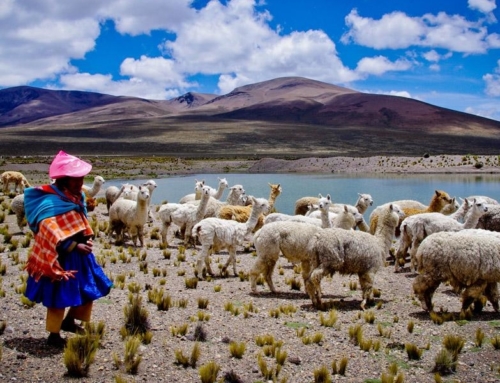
xmin=2 ymin=170 xmax=500 ymax=319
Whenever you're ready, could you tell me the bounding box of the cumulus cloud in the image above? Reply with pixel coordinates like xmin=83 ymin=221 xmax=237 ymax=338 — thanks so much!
xmin=355 ymin=56 xmax=412 ymax=76
xmin=342 ymin=8 xmax=497 ymax=54
xmin=468 ymin=0 xmax=497 ymax=20
xmin=483 ymin=60 xmax=500 ymax=96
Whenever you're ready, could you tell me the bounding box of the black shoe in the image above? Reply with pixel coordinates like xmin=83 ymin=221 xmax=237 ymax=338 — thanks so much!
xmin=61 ymin=318 xmax=85 ymax=334
xmin=47 ymin=333 xmax=66 ymax=348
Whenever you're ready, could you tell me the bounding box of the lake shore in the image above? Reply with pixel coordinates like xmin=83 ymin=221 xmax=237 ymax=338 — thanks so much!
xmin=1 ymin=154 xmax=500 ymax=185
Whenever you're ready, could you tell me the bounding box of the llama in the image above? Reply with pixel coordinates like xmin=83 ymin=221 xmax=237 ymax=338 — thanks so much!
xmin=108 ymin=186 xmax=150 ymax=247
xmin=82 ymin=175 xmax=105 ymax=198
xmin=191 ymin=196 xmax=270 ymax=279
xmin=368 ymin=190 xmax=452 ymax=235
xmin=396 ymin=198 xmax=488 ymax=271
xmin=305 ymin=203 xmax=403 ymax=309
xmin=216 ymin=183 xmax=282 ymax=232
xmin=1 ymin=171 xmax=31 ymax=194
xmin=413 ymin=229 xmax=500 ymax=316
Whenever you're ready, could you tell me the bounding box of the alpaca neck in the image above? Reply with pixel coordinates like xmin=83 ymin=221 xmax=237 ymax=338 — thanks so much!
xmin=213 ymin=184 xmax=226 ymax=200
xmin=374 ymin=211 xmax=399 ymax=255
xmin=355 ymin=197 xmax=368 ymax=215
xmin=194 ymin=190 xmax=202 ymax=200
xmin=463 ymin=208 xmax=483 ymax=229
xmin=196 ymin=193 xmax=211 ymax=220
xmin=268 ymin=191 xmax=280 ymax=212
xmin=245 ymin=206 xmax=263 ymax=232
xmin=320 ymin=208 xmax=332 ymax=228
xmin=226 ymin=191 xmax=239 ymax=205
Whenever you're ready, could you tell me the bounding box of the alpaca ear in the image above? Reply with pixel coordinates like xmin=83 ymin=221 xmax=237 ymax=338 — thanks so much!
xmin=318 ymin=193 xmax=323 ymax=198
xmin=344 ymin=205 xmax=348 ymax=213
xmin=326 ymin=194 xmax=331 ymax=202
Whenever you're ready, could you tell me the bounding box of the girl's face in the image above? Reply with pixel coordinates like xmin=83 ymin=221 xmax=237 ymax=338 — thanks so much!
xmin=66 ymin=176 xmax=84 ymax=195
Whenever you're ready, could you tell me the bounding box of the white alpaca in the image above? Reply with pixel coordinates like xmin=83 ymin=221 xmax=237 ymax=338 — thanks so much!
xmin=10 ymin=194 xmax=26 ymax=231
xmin=181 ymin=178 xmax=228 ymax=204
xmin=82 ymin=175 xmax=105 ymax=198
xmin=250 ymin=221 xmax=323 ymax=294
xmin=413 ymin=229 xmax=500 ymax=316
xmin=330 ymin=193 xmax=373 ymax=215
xmin=179 ymin=179 xmax=206 ymax=204
xmin=105 ymin=183 xmax=136 ymax=211
xmin=396 ymin=198 xmax=488 ymax=271
xmin=191 ymin=196 xmax=270 ymax=278
xmin=306 ymin=204 xmax=403 ymax=309
xmin=108 ymin=186 xmax=150 ymax=247
xmin=294 ymin=192 xmax=372 ymax=216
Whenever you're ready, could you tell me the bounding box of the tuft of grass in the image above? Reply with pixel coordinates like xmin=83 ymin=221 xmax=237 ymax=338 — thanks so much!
xmin=229 ymin=341 xmax=246 ymax=359
xmin=313 ymin=365 xmax=332 ymax=383
xmin=319 ymin=309 xmax=338 ymax=327
xmin=199 ymin=360 xmax=220 ymax=383
xmin=433 ymin=348 xmax=456 ymax=375
xmin=63 ymin=333 xmax=100 ymax=377
xmin=364 ymin=310 xmax=376 ymax=324
xmin=197 ymin=297 xmax=209 ymax=309
xmin=491 ymin=335 xmax=500 ymax=349
xmin=443 ymin=334 xmax=464 ymax=359
xmin=475 ymin=327 xmax=485 ymax=348
xmin=405 ymin=343 xmax=423 ymax=360
xmin=407 ymin=320 xmax=414 ymax=334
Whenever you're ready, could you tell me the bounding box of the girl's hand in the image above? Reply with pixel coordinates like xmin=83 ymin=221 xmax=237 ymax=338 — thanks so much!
xmin=76 ymin=240 xmax=93 ymax=255
xmin=54 ymin=270 xmax=78 ymax=281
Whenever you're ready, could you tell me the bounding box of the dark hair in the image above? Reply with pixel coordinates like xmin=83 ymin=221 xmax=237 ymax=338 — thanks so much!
xmin=54 ymin=177 xmax=71 ymax=190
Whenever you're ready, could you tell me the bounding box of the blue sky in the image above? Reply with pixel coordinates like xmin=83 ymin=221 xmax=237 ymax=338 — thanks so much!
xmin=1 ymin=0 xmax=499 ymax=120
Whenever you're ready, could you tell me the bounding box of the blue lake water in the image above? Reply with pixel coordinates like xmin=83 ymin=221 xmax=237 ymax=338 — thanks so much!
xmin=103 ymin=173 xmax=500 ymax=216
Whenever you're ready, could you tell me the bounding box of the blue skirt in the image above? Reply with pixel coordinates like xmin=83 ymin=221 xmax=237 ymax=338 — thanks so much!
xmin=25 ymin=250 xmax=113 ymax=309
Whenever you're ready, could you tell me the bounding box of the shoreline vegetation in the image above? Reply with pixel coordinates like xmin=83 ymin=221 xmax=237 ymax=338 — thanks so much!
xmin=1 ymin=154 xmax=500 ymax=185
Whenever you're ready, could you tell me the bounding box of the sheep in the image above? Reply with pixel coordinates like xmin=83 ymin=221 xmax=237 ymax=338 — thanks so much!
xmin=1 ymin=171 xmax=31 ymax=194
xmin=10 ymin=194 xmax=26 ymax=231
xmin=305 ymin=203 xmax=403 ymax=309
xmin=395 ymin=198 xmax=488 ymax=272
xmin=191 ymin=196 xmax=270 ymax=279
xmin=108 ymin=186 xmax=150 ymax=247
xmin=180 ymin=178 xmax=229 ymax=204
xmin=216 ymin=183 xmax=282 ymax=232
xmin=82 ymin=175 xmax=105 ymax=198
xmin=294 ymin=192 xmax=372 ymax=216
xmin=368 ymin=190 xmax=452 ymax=235
xmin=413 ymin=229 xmax=500 ymax=316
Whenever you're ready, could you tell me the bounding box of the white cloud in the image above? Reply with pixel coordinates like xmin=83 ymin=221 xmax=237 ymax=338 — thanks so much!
xmin=468 ymin=0 xmax=497 ymax=14
xmin=342 ymin=9 xmax=497 ymax=54
xmin=59 ymin=72 xmax=180 ymax=100
xmin=355 ymin=56 xmax=412 ymax=76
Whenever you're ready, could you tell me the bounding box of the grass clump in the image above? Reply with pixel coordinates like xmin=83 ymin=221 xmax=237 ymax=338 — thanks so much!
xmin=63 ymin=333 xmax=100 ymax=377
xmin=199 ymin=360 xmax=220 ymax=383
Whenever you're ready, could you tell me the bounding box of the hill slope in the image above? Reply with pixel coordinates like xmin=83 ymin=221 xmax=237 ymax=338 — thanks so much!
xmin=0 ymin=77 xmax=499 ymax=157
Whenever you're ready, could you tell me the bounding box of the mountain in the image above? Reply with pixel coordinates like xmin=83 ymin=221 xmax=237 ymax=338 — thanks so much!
xmin=1 ymin=77 xmax=499 ymax=157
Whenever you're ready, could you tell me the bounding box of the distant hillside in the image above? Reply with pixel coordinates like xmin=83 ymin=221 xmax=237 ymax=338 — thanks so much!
xmin=1 ymin=77 xmax=499 ymax=157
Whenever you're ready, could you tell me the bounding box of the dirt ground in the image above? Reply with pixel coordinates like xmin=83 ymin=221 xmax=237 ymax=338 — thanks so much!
xmin=1 ymin=156 xmax=500 ymax=383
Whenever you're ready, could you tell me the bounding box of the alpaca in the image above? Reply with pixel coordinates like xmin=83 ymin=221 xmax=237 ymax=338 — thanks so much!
xmin=396 ymin=198 xmax=488 ymax=271
xmin=82 ymin=175 xmax=105 ymax=198
xmin=216 ymin=183 xmax=282 ymax=232
xmin=305 ymin=203 xmax=403 ymax=309
xmin=1 ymin=171 xmax=31 ymax=194
xmin=179 ymin=179 xmax=206 ymax=204
xmin=368 ymin=190 xmax=452 ymax=235
xmin=10 ymin=194 xmax=26 ymax=231
xmin=105 ymin=183 xmax=138 ymax=212
xmin=413 ymin=229 xmax=500 ymax=316
xmin=191 ymin=196 xmax=270 ymax=279
xmin=294 ymin=192 xmax=372 ymax=216
xmin=108 ymin=186 xmax=150 ymax=247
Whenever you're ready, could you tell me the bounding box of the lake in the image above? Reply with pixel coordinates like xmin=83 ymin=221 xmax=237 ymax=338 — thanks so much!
xmin=102 ymin=173 xmax=500 ymax=216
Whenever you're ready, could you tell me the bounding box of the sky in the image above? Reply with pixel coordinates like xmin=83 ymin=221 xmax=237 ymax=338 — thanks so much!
xmin=1 ymin=0 xmax=499 ymax=121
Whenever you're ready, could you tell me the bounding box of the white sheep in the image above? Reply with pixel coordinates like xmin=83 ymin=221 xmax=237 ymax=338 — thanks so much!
xmin=191 ymin=196 xmax=270 ymax=279
xmin=10 ymin=194 xmax=26 ymax=231
xmin=396 ymin=198 xmax=488 ymax=271
xmin=306 ymin=203 xmax=403 ymax=309
xmin=1 ymin=171 xmax=31 ymax=194
xmin=108 ymin=186 xmax=150 ymax=247
xmin=82 ymin=175 xmax=105 ymax=198
xmin=413 ymin=229 xmax=500 ymax=316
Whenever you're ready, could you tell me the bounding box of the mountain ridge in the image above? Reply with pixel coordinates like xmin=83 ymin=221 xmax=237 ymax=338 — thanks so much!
xmin=0 ymin=76 xmax=499 ymax=157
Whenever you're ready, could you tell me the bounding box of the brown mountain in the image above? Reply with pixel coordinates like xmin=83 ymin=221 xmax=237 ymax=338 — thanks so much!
xmin=0 ymin=77 xmax=499 ymax=157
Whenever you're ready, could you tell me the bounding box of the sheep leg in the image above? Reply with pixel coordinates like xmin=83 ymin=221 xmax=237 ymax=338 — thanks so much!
xmin=461 ymin=281 xmax=487 ymax=315
xmin=413 ymin=274 xmax=440 ymax=312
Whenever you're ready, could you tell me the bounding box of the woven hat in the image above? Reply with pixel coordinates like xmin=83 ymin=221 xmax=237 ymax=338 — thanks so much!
xmin=49 ymin=150 xmax=92 ymax=179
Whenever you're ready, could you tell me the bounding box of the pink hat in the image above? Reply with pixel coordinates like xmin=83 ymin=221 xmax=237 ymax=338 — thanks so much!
xmin=49 ymin=150 xmax=92 ymax=179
